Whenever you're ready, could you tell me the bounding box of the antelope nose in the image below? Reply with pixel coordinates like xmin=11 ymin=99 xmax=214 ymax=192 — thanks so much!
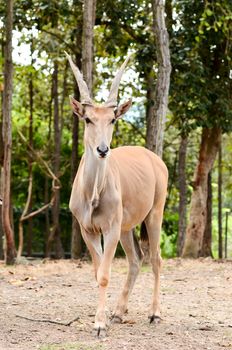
xmin=97 ymin=144 xmax=109 ymax=158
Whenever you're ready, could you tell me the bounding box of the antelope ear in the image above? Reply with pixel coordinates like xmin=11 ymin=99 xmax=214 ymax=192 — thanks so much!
xmin=115 ymin=98 xmax=132 ymax=118
xmin=69 ymin=96 xmax=84 ymax=118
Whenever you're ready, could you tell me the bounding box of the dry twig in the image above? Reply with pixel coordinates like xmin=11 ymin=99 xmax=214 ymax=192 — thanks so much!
xmin=15 ymin=314 xmax=79 ymax=326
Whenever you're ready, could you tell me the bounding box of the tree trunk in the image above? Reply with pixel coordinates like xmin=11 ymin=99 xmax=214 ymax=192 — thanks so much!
xmin=18 ymin=41 xmax=34 ymax=259
xmin=0 ymin=121 xmax=3 ymax=166
xmin=0 ymin=122 xmax=3 ymax=259
xmin=177 ymin=135 xmax=188 ymax=256
xmin=0 ymin=41 xmax=3 ymax=258
xmin=44 ymin=85 xmax=53 ymax=257
xmin=48 ymin=61 xmax=64 ymax=259
xmin=147 ymin=0 xmax=171 ymax=157
xmin=27 ymin=39 xmax=34 ymax=257
xmin=0 ymin=84 xmax=4 ymax=259
xmin=182 ymin=127 xmax=221 ymax=258
xmin=71 ymin=50 xmax=83 ymax=259
xmin=2 ymin=0 xmax=15 ymax=265
xmin=60 ymin=61 xmax=68 ymax=133
xmin=200 ymin=172 xmax=213 ymax=257
xmin=71 ymin=105 xmax=82 ymax=258
xmin=218 ymin=141 xmax=223 ymax=258
xmin=82 ymin=0 xmax=96 ymax=94
xmin=145 ymin=69 xmax=156 ymax=151
xmin=0 ymin=40 xmax=4 ymax=167
xmin=17 ymin=173 xmax=33 ymax=259
xmin=0 ymin=197 xmax=3 ymax=259
xmin=44 ymin=176 xmax=50 ymax=257
xmin=71 ymin=1 xmax=96 ymax=259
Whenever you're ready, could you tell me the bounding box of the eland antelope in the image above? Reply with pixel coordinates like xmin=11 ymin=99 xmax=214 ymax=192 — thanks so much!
xmin=67 ymin=53 xmax=168 ymax=337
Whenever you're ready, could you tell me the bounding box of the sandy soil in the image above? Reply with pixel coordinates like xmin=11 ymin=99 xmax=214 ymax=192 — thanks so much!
xmin=0 ymin=258 xmax=231 ymax=350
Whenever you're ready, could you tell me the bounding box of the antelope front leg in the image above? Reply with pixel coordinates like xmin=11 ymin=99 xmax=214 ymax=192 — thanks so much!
xmin=94 ymin=227 xmax=120 ymax=337
xmin=81 ymin=229 xmax=102 ymax=281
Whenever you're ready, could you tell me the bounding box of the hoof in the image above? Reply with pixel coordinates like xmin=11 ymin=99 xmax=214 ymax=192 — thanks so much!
xmin=149 ymin=315 xmax=161 ymax=324
xmin=111 ymin=315 xmax=123 ymax=324
xmin=93 ymin=326 xmax=107 ymax=338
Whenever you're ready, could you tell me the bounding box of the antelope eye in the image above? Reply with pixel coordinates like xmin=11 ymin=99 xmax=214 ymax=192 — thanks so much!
xmin=111 ymin=118 xmax=116 ymax=124
xmin=85 ymin=117 xmax=92 ymax=124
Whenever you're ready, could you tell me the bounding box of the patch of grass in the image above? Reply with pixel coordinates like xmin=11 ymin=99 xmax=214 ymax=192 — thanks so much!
xmin=39 ymin=343 xmax=104 ymax=350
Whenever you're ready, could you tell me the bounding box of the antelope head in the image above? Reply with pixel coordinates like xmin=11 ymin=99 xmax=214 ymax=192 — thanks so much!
xmin=66 ymin=53 xmax=132 ymax=159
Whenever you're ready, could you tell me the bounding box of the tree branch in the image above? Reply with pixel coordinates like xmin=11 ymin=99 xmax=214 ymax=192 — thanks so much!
xmin=40 ymin=29 xmax=76 ymax=53
xmin=17 ymin=129 xmax=60 ymax=187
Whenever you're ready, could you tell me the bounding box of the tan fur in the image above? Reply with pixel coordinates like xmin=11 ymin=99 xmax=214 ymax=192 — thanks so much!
xmin=69 ymin=104 xmax=168 ymax=334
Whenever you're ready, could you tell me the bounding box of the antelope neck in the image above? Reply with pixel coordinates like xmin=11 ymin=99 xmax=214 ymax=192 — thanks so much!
xmin=82 ymin=145 xmax=108 ymax=207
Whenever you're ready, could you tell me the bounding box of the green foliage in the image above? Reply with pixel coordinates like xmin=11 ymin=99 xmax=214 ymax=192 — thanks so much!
xmin=170 ymin=0 xmax=232 ymax=134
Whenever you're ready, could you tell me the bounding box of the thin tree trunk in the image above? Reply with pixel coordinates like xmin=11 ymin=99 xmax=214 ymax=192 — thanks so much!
xmin=71 ymin=51 xmax=82 ymax=259
xmin=44 ymin=85 xmax=53 ymax=257
xmin=18 ymin=40 xmax=34 ymax=259
xmin=2 ymin=0 xmax=15 ymax=264
xmin=0 ymin=121 xmax=3 ymax=259
xmin=145 ymin=69 xmax=156 ymax=150
xmin=177 ymin=135 xmax=188 ymax=256
xmin=218 ymin=141 xmax=223 ymax=258
xmin=17 ymin=173 xmax=33 ymax=259
xmin=147 ymin=0 xmax=171 ymax=157
xmin=27 ymin=39 xmax=34 ymax=256
xmin=44 ymin=176 xmax=50 ymax=257
xmin=48 ymin=61 xmax=64 ymax=259
xmin=0 ymin=209 xmax=3 ymax=259
xmin=60 ymin=61 xmax=68 ymax=133
xmin=0 ymin=180 xmax=3 ymax=259
xmin=0 ymin=21 xmax=4 ymax=259
xmin=200 ymin=172 xmax=213 ymax=257
xmin=0 ymin=122 xmax=3 ymax=166
xmin=182 ymin=127 xmax=221 ymax=258
xmin=0 ymin=38 xmax=4 ymax=166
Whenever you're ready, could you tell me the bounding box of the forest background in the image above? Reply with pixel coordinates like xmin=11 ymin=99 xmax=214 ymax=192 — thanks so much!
xmin=0 ymin=0 xmax=232 ymax=264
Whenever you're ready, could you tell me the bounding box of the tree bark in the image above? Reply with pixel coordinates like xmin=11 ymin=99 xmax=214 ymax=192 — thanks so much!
xmin=147 ymin=0 xmax=171 ymax=157
xmin=44 ymin=175 xmax=50 ymax=257
xmin=218 ymin=141 xmax=223 ymax=258
xmin=0 ymin=122 xmax=3 ymax=166
xmin=82 ymin=0 xmax=96 ymax=94
xmin=44 ymin=87 xmax=53 ymax=257
xmin=2 ymin=0 xmax=16 ymax=265
xmin=71 ymin=110 xmax=82 ymax=259
xmin=71 ymin=51 xmax=83 ymax=259
xmin=182 ymin=127 xmax=221 ymax=258
xmin=0 ymin=193 xmax=3 ymax=259
xmin=177 ymin=135 xmax=188 ymax=256
xmin=18 ymin=40 xmax=34 ymax=259
xmin=47 ymin=61 xmax=64 ymax=259
xmin=0 ymin=41 xmax=3 ymax=259
xmin=26 ymin=39 xmax=34 ymax=257
xmin=71 ymin=0 xmax=96 ymax=259
xmin=200 ymin=172 xmax=213 ymax=257
xmin=17 ymin=173 xmax=33 ymax=259
xmin=0 ymin=123 xmax=3 ymax=259
xmin=71 ymin=102 xmax=82 ymax=259
xmin=145 ymin=69 xmax=156 ymax=150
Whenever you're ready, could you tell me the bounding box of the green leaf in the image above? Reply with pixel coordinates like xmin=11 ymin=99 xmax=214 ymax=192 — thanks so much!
xmin=206 ymin=9 xmax=213 ymax=16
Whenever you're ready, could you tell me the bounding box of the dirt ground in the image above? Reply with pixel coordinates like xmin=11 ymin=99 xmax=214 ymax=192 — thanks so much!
xmin=0 ymin=258 xmax=231 ymax=350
